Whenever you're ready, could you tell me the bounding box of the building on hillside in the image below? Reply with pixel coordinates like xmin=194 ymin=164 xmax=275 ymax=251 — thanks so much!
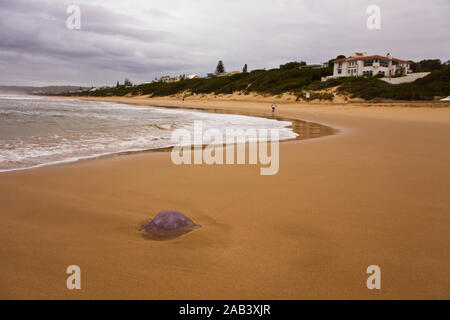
xmin=160 ymin=75 xmax=170 ymax=83
xmin=188 ymin=74 xmax=199 ymax=79
xmin=215 ymin=72 xmax=228 ymax=77
xmin=159 ymin=75 xmax=181 ymax=83
xmin=168 ymin=76 xmax=181 ymax=83
xmin=300 ymin=63 xmax=328 ymax=69
xmin=215 ymin=71 xmax=241 ymax=77
xmin=329 ymin=52 xmax=412 ymax=79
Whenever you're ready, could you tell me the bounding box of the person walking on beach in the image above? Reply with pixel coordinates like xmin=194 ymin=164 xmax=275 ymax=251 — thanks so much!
xmin=271 ymin=103 xmax=277 ymax=113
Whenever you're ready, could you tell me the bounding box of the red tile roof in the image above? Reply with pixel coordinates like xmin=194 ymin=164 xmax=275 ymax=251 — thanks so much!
xmin=335 ymin=55 xmax=410 ymax=64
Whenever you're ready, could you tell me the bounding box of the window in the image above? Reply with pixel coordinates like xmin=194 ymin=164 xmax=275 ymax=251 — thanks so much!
xmin=338 ymin=69 xmax=342 ymax=74
xmin=364 ymin=59 xmax=374 ymax=67
xmin=380 ymin=60 xmax=389 ymax=67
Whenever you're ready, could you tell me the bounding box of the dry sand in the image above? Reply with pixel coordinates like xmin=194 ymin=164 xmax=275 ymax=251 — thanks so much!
xmin=0 ymin=96 xmax=449 ymax=299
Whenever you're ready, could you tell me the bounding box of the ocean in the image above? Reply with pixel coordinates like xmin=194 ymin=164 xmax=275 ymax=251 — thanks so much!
xmin=0 ymin=94 xmax=297 ymax=172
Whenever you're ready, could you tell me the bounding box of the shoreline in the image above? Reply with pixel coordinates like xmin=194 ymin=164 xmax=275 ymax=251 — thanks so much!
xmin=0 ymin=96 xmax=449 ymax=299
xmin=0 ymin=96 xmax=336 ymax=174
xmin=57 ymin=95 xmax=450 ymax=123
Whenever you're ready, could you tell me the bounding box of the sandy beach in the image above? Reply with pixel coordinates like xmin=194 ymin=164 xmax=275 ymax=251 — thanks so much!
xmin=1 ymin=96 xmax=449 ymax=299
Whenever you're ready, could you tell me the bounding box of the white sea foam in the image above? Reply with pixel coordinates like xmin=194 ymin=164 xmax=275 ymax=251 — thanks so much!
xmin=0 ymin=95 xmax=297 ymax=172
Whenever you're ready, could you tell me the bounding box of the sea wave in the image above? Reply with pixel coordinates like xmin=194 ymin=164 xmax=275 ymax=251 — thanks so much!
xmin=0 ymin=95 xmax=297 ymax=172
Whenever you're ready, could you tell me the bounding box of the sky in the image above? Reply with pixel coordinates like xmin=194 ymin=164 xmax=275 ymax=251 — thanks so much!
xmin=0 ymin=0 xmax=449 ymax=87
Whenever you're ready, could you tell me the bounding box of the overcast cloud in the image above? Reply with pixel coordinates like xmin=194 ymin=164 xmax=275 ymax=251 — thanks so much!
xmin=0 ymin=0 xmax=449 ymax=86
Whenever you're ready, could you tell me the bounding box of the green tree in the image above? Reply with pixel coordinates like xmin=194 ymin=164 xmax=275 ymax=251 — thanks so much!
xmin=116 ymin=81 xmax=120 ymax=88
xmin=280 ymin=62 xmax=301 ymax=70
xmin=215 ymin=60 xmax=225 ymax=74
xmin=411 ymin=59 xmax=443 ymax=72
xmin=124 ymin=78 xmax=132 ymax=86
xmin=243 ymin=64 xmax=248 ymax=73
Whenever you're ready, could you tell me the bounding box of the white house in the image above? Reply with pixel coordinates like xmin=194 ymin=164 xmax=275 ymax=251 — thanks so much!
xmin=160 ymin=75 xmax=170 ymax=83
xmin=331 ymin=52 xmax=412 ymax=78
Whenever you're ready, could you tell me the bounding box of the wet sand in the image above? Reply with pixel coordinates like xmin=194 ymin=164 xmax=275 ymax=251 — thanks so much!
xmin=0 ymin=96 xmax=449 ymax=299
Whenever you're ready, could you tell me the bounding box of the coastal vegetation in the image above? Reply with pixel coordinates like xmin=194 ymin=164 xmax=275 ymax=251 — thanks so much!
xmin=60 ymin=59 xmax=450 ymax=101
